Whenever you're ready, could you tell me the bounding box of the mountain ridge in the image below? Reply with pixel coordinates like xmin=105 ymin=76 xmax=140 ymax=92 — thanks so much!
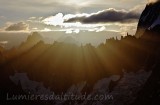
xmin=136 ymin=1 xmax=160 ymax=37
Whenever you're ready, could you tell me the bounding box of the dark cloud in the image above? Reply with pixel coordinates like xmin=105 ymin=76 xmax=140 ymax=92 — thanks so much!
xmin=64 ymin=8 xmax=140 ymax=24
xmin=5 ymin=22 xmax=29 ymax=31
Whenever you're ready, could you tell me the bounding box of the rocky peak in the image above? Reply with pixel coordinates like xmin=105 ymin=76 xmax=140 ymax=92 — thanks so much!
xmin=135 ymin=1 xmax=160 ymax=37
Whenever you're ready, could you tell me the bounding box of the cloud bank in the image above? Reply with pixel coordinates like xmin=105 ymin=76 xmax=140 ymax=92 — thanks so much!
xmin=5 ymin=22 xmax=29 ymax=31
xmin=64 ymin=8 xmax=141 ymax=24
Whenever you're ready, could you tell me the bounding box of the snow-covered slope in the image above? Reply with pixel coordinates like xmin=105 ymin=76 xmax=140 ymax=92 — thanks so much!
xmin=10 ymin=70 xmax=151 ymax=105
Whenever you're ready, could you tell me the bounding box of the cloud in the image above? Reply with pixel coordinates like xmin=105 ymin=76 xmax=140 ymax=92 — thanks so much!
xmin=148 ymin=0 xmax=160 ymax=3
xmin=0 ymin=41 xmax=8 ymax=44
xmin=130 ymin=4 xmax=146 ymax=14
xmin=0 ymin=16 xmax=6 ymax=20
xmin=29 ymin=17 xmax=36 ymax=20
xmin=43 ymin=13 xmax=64 ymax=26
xmin=64 ymin=8 xmax=141 ymax=24
xmin=5 ymin=22 xmax=29 ymax=31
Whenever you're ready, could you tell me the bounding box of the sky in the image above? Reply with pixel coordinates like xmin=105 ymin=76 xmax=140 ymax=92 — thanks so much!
xmin=0 ymin=0 xmax=149 ymax=47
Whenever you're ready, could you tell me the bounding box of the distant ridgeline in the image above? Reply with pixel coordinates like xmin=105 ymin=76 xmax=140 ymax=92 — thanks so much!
xmin=0 ymin=30 xmax=159 ymax=104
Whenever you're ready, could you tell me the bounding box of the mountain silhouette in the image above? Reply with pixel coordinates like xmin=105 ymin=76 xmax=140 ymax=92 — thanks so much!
xmin=131 ymin=1 xmax=160 ymax=105
xmin=19 ymin=32 xmax=43 ymax=50
xmin=0 ymin=32 xmax=151 ymax=105
xmin=58 ymin=36 xmax=80 ymax=45
xmin=136 ymin=1 xmax=160 ymax=38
